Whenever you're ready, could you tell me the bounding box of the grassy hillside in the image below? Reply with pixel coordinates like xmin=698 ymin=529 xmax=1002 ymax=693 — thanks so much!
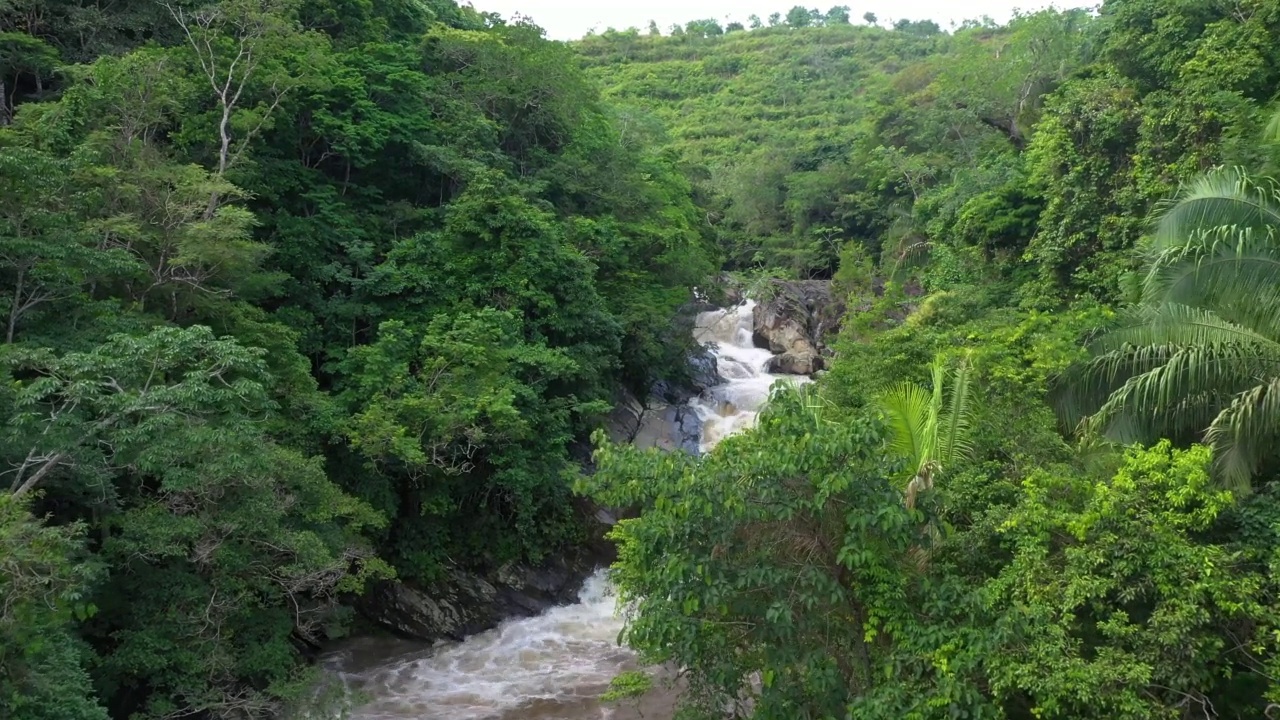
xmin=575 ymin=7 xmax=1270 ymax=304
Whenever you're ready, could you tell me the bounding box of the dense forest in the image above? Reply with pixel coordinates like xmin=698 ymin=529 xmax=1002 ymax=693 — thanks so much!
xmin=0 ymin=0 xmax=714 ymax=717
xmin=8 ymin=0 xmax=1280 ymax=718
xmin=579 ymin=2 xmax=1280 ymax=719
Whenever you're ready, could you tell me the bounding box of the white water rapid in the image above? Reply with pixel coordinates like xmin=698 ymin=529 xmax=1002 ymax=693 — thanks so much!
xmin=322 ymin=300 xmax=805 ymax=720
xmin=689 ymin=300 xmax=808 ymax=451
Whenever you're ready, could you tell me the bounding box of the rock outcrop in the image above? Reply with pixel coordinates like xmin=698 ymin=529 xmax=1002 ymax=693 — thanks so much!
xmin=751 ymin=280 xmax=844 ymax=375
xmin=687 ymin=350 xmax=721 ymax=394
xmin=359 ymin=549 xmax=601 ymax=642
xmin=604 ymin=387 xmax=702 ymax=455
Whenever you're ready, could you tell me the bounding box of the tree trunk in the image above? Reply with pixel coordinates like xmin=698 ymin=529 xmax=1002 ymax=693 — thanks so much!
xmin=0 ymin=78 xmax=11 ymax=126
xmin=7 ymin=266 xmax=24 ymax=343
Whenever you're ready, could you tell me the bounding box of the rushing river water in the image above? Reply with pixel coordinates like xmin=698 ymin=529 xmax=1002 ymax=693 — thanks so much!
xmin=322 ymin=300 xmax=805 ymax=720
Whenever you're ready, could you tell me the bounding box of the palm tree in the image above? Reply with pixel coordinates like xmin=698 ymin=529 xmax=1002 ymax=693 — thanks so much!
xmin=1067 ymin=166 xmax=1280 ymax=494
xmin=877 ymin=353 xmax=975 ymax=508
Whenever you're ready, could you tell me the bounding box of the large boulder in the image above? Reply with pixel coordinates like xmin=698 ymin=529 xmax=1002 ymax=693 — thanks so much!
xmin=767 ymin=351 xmax=822 ymax=375
xmin=604 ymin=387 xmax=701 ymax=455
xmin=751 ymin=280 xmax=844 ymax=375
xmin=687 ymin=349 xmax=721 ymax=394
xmin=647 ymin=349 xmax=720 ymax=407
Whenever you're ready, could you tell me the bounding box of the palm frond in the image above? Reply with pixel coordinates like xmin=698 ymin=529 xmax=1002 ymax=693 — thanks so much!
xmin=929 ymin=356 xmax=946 ymax=422
xmin=1075 ymin=434 xmax=1125 ymax=477
xmin=1090 ymin=303 xmax=1280 ymax=355
xmin=1205 ymin=377 xmax=1280 ymax=497
xmin=1064 ymin=162 xmax=1280 ymax=492
xmin=1087 ymin=388 xmax=1228 ymax=447
xmin=878 ymin=381 xmax=933 ymax=475
xmin=1143 ymin=226 xmax=1280 ymax=335
xmin=938 ymin=353 xmax=976 ymax=466
xmin=1087 ymin=342 xmax=1280 ymax=443
xmin=1265 ymin=106 xmax=1280 ymax=147
xmin=1152 ymin=167 xmax=1280 ymax=254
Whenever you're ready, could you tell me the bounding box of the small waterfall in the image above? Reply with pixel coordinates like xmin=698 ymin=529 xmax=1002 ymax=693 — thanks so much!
xmin=689 ymin=300 xmax=808 ymax=451
xmin=322 ymin=299 xmax=804 ymax=720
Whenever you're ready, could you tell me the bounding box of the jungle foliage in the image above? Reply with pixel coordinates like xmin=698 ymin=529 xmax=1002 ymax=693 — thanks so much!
xmin=10 ymin=0 xmax=1280 ymax=717
xmin=580 ymin=2 xmax=1280 ymax=718
xmin=0 ymin=0 xmax=713 ymax=716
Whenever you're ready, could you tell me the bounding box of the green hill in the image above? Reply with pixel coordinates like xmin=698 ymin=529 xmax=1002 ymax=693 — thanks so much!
xmin=576 ymin=6 xmax=1275 ymax=303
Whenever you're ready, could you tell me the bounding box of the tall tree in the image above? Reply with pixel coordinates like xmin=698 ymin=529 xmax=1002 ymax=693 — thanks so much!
xmin=0 ymin=495 xmax=106 ymax=720
xmin=825 ymin=5 xmax=851 ymax=25
xmin=786 ymin=5 xmax=813 ymax=27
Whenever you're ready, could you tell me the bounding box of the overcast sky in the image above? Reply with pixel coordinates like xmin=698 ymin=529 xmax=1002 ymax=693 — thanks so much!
xmin=467 ymin=0 xmax=1096 ymax=40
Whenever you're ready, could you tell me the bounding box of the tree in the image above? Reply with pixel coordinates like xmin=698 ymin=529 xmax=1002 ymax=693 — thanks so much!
xmin=748 ymin=14 xmax=763 ymax=29
xmin=1023 ymin=73 xmax=1148 ymax=297
xmin=876 ymin=353 xmax=975 ymax=508
xmin=768 ymin=12 xmax=783 ymax=26
xmin=161 ymin=0 xmax=310 ymax=215
xmin=863 ymin=11 xmax=878 ymax=25
xmin=1 ymin=326 xmax=389 ymax=716
xmin=9 ymin=46 xmax=283 ymax=327
xmin=936 ymin=9 xmax=1091 ymax=154
xmin=581 ymin=386 xmax=916 ymax=719
xmin=825 ymin=5 xmax=851 ymax=24
xmin=647 ymin=19 xmax=660 ymax=35
xmin=725 ymin=21 xmax=745 ymax=33
xmin=894 ymin=18 xmax=942 ymax=35
xmin=685 ymin=19 xmax=724 ymax=38
xmin=0 ymin=32 xmax=59 ymax=123
xmin=979 ymin=442 xmax=1277 ymax=718
xmin=0 ymin=495 xmax=106 ymax=720
xmin=0 ymin=147 xmax=136 ymax=344
xmin=1067 ymin=166 xmax=1280 ymax=493
xmin=786 ymin=6 xmax=813 ymax=27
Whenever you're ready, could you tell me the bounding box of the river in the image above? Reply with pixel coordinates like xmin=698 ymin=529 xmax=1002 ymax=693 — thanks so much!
xmin=321 ymin=300 xmax=804 ymax=720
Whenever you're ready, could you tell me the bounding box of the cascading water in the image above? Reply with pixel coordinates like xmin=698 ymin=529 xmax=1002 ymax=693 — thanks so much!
xmin=319 ymin=573 xmax=648 ymax=720
xmin=689 ymin=300 xmax=808 ymax=451
xmin=322 ymin=300 xmax=805 ymax=720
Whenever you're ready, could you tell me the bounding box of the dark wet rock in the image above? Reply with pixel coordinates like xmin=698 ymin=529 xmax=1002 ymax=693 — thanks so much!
xmin=720 ymin=274 xmax=745 ymax=307
xmin=767 ymin=351 xmax=824 ymax=375
xmin=690 ymin=273 xmax=744 ymax=310
xmin=360 ymin=550 xmax=599 ymax=642
xmin=604 ymin=388 xmax=646 ymax=443
xmin=688 ymin=349 xmax=721 ymax=393
xmin=605 ymin=388 xmax=702 ymax=454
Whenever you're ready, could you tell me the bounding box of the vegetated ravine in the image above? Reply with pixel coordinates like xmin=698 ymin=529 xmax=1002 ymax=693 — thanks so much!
xmin=322 ymin=300 xmax=807 ymax=719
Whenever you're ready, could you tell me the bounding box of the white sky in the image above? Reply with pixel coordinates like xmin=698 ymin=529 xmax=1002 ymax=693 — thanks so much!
xmin=467 ymin=0 xmax=1097 ymax=40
